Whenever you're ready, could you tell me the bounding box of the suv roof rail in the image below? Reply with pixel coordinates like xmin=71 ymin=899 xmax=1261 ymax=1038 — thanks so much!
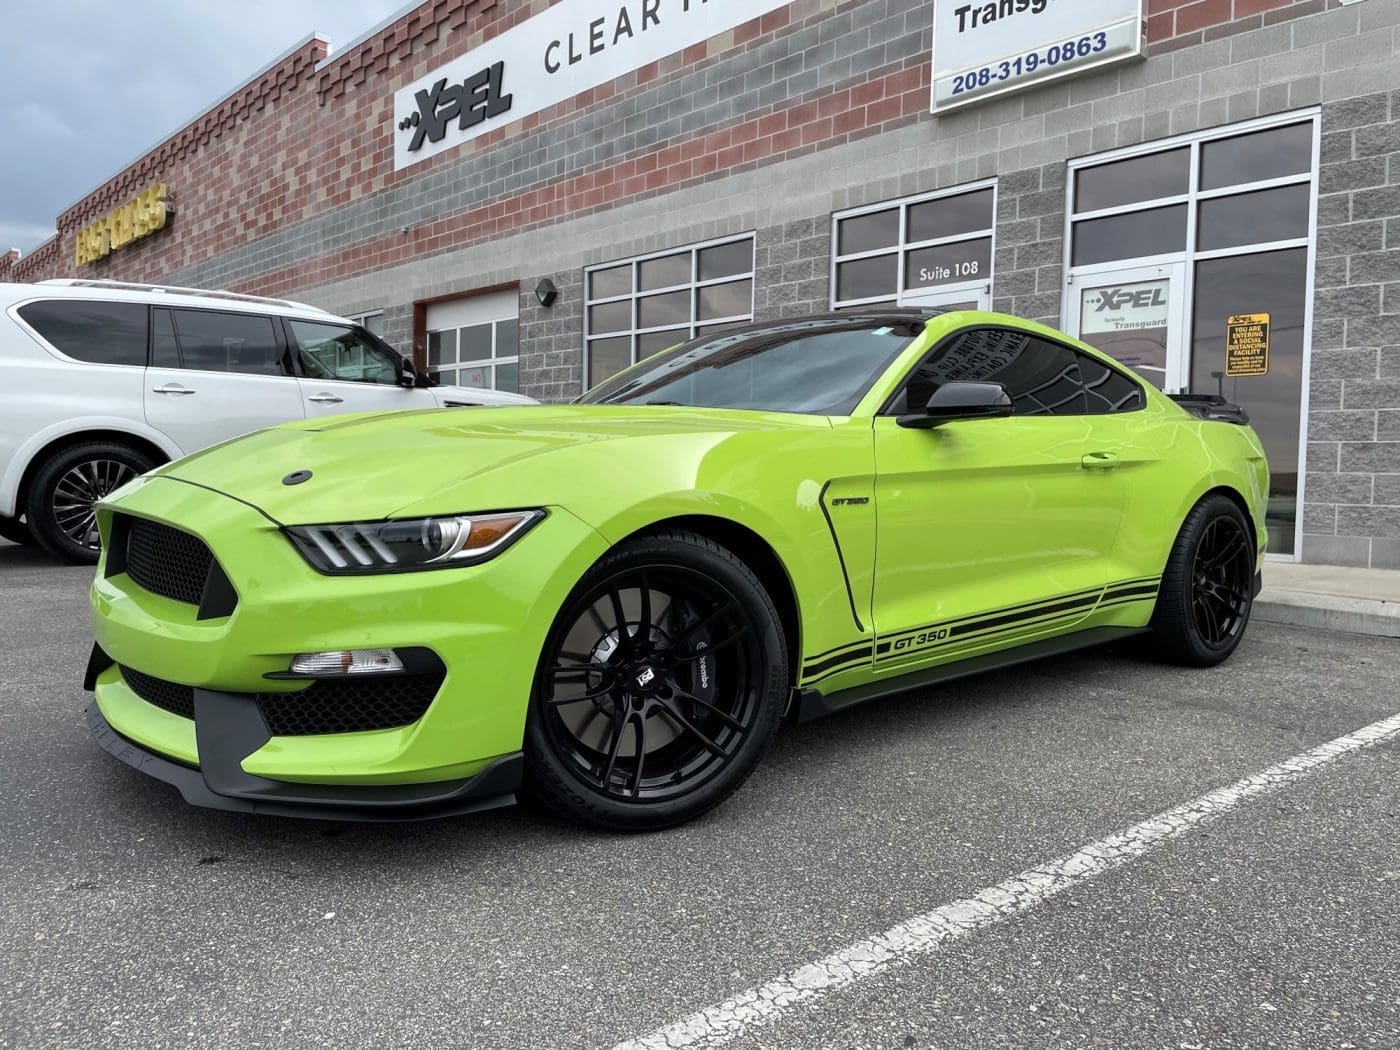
xmin=36 ymin=278 xmax=330 ymax=314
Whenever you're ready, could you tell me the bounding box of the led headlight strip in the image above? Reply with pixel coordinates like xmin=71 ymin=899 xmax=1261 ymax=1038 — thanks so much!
xmin=286 ymin=509 xmax=544 ymax=574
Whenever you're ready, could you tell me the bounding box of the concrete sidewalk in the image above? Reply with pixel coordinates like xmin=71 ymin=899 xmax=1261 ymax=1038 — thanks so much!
xmin=1256 ymin=562 xmax=1400 ymax=639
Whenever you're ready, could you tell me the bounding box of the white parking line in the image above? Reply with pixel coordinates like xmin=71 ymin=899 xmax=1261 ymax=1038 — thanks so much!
xmin=613 ymin=709 xmax=1400 ymax=1050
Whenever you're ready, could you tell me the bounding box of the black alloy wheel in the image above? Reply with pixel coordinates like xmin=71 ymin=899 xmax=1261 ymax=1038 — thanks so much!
xmin=1145 ymin=493 xmax=1256 ymax=667
xmin=25 ymin=443 xmax=156 ymax=564
xmin=1189 ymin=514 xmax=1253 ymax=649
xmin=525 ymin=530 xmax=788 ymax=831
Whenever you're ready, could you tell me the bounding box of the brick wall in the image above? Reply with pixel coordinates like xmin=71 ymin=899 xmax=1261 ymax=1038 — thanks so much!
xmin=1305 ymin=88 xmax=1400 ymax=568
xmin=11 ymin=0 xmax=1333 ymax=293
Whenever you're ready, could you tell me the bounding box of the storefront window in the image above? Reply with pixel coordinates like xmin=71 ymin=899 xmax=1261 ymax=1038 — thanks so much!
xmin=1064 ymin=114 xmax=1320 ymax=557
xmin=831 ymin=183 xmax=996 ymax=310
xmin=583 ymin=234 xmax=755 ymax=389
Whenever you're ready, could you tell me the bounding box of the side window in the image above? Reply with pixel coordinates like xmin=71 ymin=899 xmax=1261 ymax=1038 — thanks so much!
xmin=171 ymin=310 xmax=285 ymax=376
xmin=151 ymin=308 xmax=181 ymax=368
xmin=891 ymin=328 xmax=1087 ymax=416
xmin=1075 ymin=350 xmax=1146 ymax=413
xmin=17 ymin=300 xmax=147 ymax=366
xmin=287 ymin=320 xmax=399 ymax=385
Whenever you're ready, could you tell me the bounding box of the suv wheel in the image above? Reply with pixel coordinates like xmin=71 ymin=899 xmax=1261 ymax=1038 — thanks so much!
xmin=0 ymin=516 xmax=33 ymax=546
xmin=25 ymin=443 xmax=155 ymax=564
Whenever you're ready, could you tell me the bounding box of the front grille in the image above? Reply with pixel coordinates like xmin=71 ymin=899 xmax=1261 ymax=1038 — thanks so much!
xmin=120 ymin=665 xmax=195 ymax=719
xmin=124 ymin=517 xmax=214 ymax=606
xmin=257 ymin=675 xmax=443 ymax=736
xmin=115 ymin=665 xmax=444 ymax=736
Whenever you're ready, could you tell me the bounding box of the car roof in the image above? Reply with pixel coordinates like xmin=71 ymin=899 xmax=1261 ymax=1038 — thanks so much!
xmin=0 ymin=280 xmax=347 ymax=325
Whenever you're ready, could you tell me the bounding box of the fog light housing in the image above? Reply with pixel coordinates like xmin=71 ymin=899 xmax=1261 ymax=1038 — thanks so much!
xmin=289 ymin=649 xmax=405 ymax=676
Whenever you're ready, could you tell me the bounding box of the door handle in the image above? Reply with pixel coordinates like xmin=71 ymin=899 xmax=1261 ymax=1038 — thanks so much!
xmin=1081 ymin=451 xmax=1120 ymax=470
xmin=151 ymin=385 xmax=195 ymax=395
xmin=308 ymin=394 xmax=344 ymax=404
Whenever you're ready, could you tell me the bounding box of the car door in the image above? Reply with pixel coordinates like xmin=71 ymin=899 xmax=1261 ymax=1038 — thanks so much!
xmin=144 ymin=307 xmax=307 ymax=455
xmin=870 ymin=325 xmax=1133 ymax=669
xmin=284 ymin=317 xmax=428 ymax=418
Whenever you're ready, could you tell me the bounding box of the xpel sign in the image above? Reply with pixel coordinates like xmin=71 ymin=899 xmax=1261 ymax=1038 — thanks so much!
xmin=393 ymin=0 xmax=791 ymax=171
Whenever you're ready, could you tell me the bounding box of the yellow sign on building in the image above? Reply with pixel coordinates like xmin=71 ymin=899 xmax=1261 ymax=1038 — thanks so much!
xmin=74 ymin=184 xmax=170 ymax=267
xmin=1225 ymin=313 xmax=1270 ymax=377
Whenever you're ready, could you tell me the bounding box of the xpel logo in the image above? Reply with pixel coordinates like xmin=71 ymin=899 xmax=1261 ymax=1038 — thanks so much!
xmin=398 ymin=61 xmax=513 ymax=152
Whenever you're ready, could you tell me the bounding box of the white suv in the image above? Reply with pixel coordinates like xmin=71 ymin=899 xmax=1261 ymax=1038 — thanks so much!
xmin=0 ymin=279 xmax=536 ymax=563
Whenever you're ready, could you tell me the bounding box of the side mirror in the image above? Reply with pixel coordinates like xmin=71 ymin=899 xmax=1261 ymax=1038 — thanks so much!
xmin=395 ymin=357 xmax=415 ymax=389
xmin=896 ymin=381 xmax=1013 ymax=428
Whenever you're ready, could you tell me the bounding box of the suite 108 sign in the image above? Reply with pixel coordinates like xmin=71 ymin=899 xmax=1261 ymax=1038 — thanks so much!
xmin=931 ymin=0 xmax=1145 ymax=113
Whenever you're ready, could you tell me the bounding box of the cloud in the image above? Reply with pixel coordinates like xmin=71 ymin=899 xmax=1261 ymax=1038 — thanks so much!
xmin=0 ymin=0 xmax=405 ymax=256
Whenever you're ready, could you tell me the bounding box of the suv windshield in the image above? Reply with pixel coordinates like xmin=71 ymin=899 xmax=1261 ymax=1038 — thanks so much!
xmin=579 ymin=315 xmax=925 ymax=414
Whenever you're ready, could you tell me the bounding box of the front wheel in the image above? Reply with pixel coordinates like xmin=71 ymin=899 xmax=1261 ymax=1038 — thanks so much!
xmin=1144 ymin=494 xmax=1257 ymax=667
xmin=524 ymin=529 xmax=789 ymax=831
xmin=24 ymin=443 xmax=155 ymax=565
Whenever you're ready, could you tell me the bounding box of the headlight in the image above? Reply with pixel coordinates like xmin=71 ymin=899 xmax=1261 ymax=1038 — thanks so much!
xmin=286 ymin=509 xmax=545 ymax=574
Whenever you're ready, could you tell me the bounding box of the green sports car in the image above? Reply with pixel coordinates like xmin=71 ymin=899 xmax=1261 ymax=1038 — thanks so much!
xmin=85 ymin=309 xmax=1268 ymax=830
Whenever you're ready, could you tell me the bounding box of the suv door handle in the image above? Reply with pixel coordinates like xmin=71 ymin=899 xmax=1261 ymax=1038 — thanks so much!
xmin=308 ymin=394 xmax=344 ymax=404
xmin=151 ymin=384 xmax=195 ymax=395
xmin=1081 ymin=451 xmax=1120 ymax=470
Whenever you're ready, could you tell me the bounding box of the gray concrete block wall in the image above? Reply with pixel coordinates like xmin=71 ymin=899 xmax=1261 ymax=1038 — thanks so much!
xmin=1305 ymin=87 xmax=1400 ymax=569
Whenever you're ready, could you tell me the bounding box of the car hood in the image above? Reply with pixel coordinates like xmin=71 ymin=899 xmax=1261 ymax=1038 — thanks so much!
xmin=151 ymin=404 xmax=830 ymax=526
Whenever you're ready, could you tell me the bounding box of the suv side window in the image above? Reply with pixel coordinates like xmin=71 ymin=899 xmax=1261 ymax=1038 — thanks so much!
xmin=889 ymin=327 xmax=1088 ymax=416
xmin=1076 ymin=350 xmax=1146 ymax=413
xmin=17 ymin=300 xmax=147 ymax=366
xmin=170 ymin=309 xmax=286 ymax=376
xmin=287 ymin=319 xmax=399 ymax=385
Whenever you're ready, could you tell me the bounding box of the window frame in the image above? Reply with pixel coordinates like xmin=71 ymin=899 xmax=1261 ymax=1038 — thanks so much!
xmin=830 ymin=180 xmax=998 ymax=310
xmin=427 ymin=316 xmax=519 ymax=392
xmin=281 ymin=317 xmax=402 ymax=386
xmin=583 ymin=233 xmax=756 ymax=391
xmin=880 ymin=324 xmax=1146 ymax=418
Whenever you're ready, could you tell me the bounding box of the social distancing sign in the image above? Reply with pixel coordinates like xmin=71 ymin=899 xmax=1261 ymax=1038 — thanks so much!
xmin=1225 ymin=313 xmax=1270 ymax=377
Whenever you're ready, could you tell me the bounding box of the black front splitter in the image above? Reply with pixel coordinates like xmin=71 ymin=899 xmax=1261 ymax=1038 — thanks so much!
xmin=87 ymin=701 xmax=522 ymax=823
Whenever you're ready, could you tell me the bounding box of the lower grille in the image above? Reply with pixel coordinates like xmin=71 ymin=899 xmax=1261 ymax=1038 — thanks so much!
xmin=116 ymin=666 xmax=443 ymax=736
xmin=120 ymin=665 xmax=195 ymax=720
xmin=123 ymin=517 xmax=214 ymax=606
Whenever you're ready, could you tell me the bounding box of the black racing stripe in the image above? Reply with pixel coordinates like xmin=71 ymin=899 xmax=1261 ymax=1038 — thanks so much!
xmin=1102 ymin=583 xmax=1160 ymax=602
xmin=947 ymin=593 xmax=1101 ymax=638
xmin=804 ymin=638 xmax=877 ymax=666
xmin=886 ymin=584 xmax=1109 ymax=644
xmin=803 ymin=645 xmax=874 ymax=678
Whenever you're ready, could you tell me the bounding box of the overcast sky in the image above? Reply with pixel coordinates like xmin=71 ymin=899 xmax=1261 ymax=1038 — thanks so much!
xmin=0 ymin=0 xmax=406 ymax=254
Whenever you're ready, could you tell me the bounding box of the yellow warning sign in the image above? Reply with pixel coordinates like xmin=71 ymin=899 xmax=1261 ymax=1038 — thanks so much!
xmin=1225 ymin=313 xmax=1270 ymax=377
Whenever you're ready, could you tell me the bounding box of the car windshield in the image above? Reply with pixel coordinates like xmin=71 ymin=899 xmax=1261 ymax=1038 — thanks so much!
xmin=578 ymin=315 xmax=926 ymax=414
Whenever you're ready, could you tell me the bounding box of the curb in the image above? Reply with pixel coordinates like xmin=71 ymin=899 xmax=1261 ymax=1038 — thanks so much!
xmin=1254 ymin=590 xmax=1400 ymax=639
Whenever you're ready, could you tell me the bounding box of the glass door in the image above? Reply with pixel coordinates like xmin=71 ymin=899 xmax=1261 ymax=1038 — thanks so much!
xmin=1065 ymin=262 xmax=1189 ymax=392
xmin=900 ymin=282 xmax=991 ymax=312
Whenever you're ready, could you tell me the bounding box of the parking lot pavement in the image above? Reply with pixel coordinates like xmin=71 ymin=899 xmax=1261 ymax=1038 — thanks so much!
xmin=2 ymin=539 xmax=1397 ymax=1050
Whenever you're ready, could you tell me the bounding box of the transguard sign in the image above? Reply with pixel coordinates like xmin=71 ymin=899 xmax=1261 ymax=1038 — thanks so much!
xmin=392 ymin=0 xmax=792 ymax=171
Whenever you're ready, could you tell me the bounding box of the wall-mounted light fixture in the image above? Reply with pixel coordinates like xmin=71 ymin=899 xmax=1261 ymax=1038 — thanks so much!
xmin=534 ymin=277 xmax=558 ymax=308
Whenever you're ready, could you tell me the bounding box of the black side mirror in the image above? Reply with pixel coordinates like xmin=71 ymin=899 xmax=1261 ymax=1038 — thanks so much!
xmin=896 ymin=381 xmax=1013 ymax=428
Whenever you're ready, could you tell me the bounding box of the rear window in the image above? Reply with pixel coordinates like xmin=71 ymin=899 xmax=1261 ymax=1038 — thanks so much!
xmin=170 ymin=309 xmax=285 ymax=375
xmin=17 ymin=300 xmax=148 ymax=366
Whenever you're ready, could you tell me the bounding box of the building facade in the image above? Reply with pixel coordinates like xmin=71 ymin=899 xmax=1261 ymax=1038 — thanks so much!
xmin=4 ymin=0 xmax=1399 ymax=566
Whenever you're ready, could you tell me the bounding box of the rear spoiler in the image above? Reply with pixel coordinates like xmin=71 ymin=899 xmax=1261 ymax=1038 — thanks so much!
xmin=1168 ymin=393 xmax=1249 ymax=425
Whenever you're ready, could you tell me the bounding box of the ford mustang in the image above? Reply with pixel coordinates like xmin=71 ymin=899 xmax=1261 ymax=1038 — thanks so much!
xmin=84 ymin=309 xmax=1268 ymax=830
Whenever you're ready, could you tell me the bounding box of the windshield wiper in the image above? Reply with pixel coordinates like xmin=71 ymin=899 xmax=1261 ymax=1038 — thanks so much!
xmin=645 ymin=400 xmax=686 ymax=406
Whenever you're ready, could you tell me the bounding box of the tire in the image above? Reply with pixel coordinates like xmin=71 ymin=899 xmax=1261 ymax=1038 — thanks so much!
xmin=0 ymin=516 xmax=33 ymax=546
xmin=524 ymin=528 xmax=789 ymax=831
xmin=24 ymin=443 xmax=156 ymax=565
xmin=1143 ymin=494 xmax=1256 ymax=667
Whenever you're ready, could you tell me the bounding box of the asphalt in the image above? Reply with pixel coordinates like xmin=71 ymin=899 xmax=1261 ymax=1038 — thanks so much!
xmin=1 ymin=537 xmax=1397 ymax=1049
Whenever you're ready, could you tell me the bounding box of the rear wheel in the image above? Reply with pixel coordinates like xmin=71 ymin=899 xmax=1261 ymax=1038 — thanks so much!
xmin=524 ymin=530 xmax=788 ymax=831
xmin=0 ymin=516 xmax=33 ymax=546
xmin=25 ymin=443 xmax=155 ymax=564
xmin=1144 ymin=494 xmax=1256 ymax=667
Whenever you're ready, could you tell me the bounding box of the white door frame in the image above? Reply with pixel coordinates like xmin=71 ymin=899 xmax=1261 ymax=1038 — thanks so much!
xmin=1064 ymin=261 xmax=1189 ymax=392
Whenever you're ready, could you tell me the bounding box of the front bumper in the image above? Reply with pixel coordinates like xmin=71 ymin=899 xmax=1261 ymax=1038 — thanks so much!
xmin=87 ymin=700 xmax=522 ymax=822
xmin=87 ymin=475 xmax=609 ymax=809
